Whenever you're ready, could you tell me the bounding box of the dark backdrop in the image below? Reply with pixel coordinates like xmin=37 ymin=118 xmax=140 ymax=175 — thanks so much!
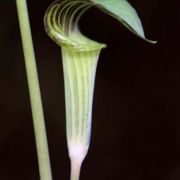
xmin=0 ymin=0 xmax=180 ymax=179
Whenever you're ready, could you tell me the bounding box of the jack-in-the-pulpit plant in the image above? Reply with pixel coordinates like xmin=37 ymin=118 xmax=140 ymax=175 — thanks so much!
xmin=44 ymin=0 xmax=156 ymax=179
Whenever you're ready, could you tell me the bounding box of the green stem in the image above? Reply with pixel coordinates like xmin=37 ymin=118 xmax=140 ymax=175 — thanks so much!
xmin=16 ymin=1 xmax=52 ymax=180
xmin=61 ymin=47 xmax=102 ymax=180
xmin=70 ymin=158 xmax=82 ymax=180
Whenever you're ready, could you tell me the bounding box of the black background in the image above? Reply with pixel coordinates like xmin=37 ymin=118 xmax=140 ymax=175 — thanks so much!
xmin=0 ymin=0 xmax=180 ymax=179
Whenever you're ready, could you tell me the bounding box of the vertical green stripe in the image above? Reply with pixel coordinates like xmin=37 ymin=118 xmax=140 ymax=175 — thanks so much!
xmin=62 ymin=47 xmax=101 ymax=147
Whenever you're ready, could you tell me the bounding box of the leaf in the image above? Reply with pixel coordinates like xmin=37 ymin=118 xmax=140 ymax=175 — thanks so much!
xmin=44 ymin=0 xmax=156 ymax=48
xmin=44 ymin=0 xmax=107 ymax=51
xmin=90 ymin=0 xmax=156 ymax=43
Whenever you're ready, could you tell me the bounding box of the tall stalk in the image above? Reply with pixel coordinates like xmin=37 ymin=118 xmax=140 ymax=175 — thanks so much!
xmin=16 ymin=1 xmax=52 ymax=180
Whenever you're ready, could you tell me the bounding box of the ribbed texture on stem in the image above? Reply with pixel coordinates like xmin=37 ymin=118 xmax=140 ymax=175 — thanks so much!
xmin=61 ymin=47 xmax=101 ymax=179
xmin=62 ymin=47 xmax=101 ymax=146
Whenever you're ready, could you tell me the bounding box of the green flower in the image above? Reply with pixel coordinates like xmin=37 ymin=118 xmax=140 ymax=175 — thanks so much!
xmin=44 ymin=0 xmax=156 ymax=179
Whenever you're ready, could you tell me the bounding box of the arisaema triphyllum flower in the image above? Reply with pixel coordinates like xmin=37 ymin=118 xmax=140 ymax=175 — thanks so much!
xmin=44 ymin=0 xmax=156 ymax=179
